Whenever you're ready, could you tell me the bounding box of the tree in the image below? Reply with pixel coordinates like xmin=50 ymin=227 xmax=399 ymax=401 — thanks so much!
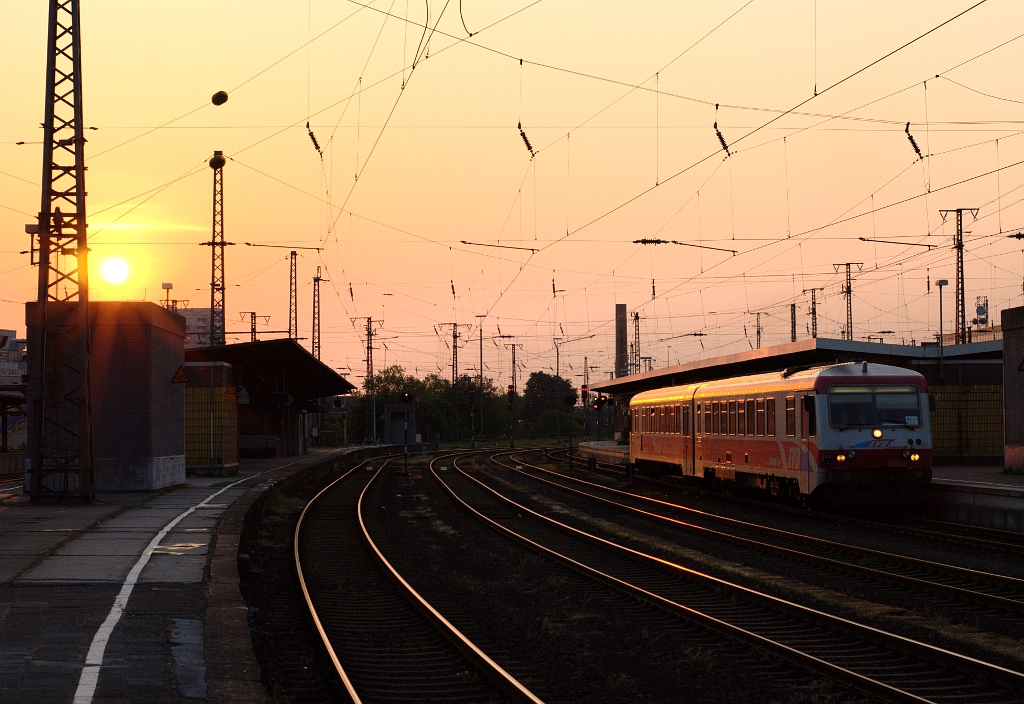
xmin=522 ymin=371 xmax=576 ymax=417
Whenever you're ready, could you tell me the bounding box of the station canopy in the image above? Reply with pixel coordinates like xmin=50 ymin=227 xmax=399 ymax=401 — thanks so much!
xmin=185 ymin=338 xmax=355 ymax=402
xmin=588 ymin=337 xmax=1002 ymax=398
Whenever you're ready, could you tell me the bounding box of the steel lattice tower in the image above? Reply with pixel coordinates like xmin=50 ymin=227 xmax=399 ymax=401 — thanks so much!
xmin=288 ymin=251 xmax=298 ymax=339
xmin=311 ymin=267 xmax=322 ymax=358
xmin=202 ymin=151 xmax=229 ymax=346
xmin=633 ymin=312 xmax=640 ymax=375
xmin=833 ymin=263 xmax=862 ymax=341
xmin=940 ymin=208 xmax=978 ymax=345
xmin=28 ymin=0 xmax=93 ymax=499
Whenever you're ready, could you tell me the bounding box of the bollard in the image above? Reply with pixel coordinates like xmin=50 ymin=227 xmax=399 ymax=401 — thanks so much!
xmin=541 ymin=448 xmax=548 ymax=463
xmin=588 ymin=457 xmax=597 ymax=472
xmin=626 ymin=462 xmax=635 ymax=484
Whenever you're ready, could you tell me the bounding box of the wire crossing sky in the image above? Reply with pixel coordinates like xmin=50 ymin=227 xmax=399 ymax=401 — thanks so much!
xmin=3 ymin=0 xmax=1024 ymax=385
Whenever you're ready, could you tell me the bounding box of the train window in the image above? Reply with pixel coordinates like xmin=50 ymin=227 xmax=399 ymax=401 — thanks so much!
xmin=712 ymin=401 xmax=720 ymax=435
xmin=682 ymin=405 xmax=688 ymax=436
xmin=746 ymin=399 xmax=756 ymax=435
xmin=766 ymin=397 xmax=776 ymax=436
xmin=756 ymin=399 xmax=765 ymax=436
xmin=785 ymin=396 xmax=796 ymax=437
xmin=704 ymin=402 xmax=711 ymax=435
xmin=737 ymin=400 xmax=746 ymax=436
xmin=726 ymin=400 xmax=735 ymax=435
xmin=799 ymin=396 xmax=808 ymax=440
xmin=676 ymin=404 xmax=682 ymax=434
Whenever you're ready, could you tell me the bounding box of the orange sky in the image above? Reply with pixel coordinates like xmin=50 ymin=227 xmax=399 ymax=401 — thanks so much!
xmin=3 ymin=1 xmax=1024 ymax=386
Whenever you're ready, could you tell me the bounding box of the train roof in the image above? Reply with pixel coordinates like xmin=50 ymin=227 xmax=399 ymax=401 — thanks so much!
xmin=630 ymin=362 xmax=925 ymax=405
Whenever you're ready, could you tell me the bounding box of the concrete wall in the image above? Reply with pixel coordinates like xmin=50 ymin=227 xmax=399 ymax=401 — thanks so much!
xmin=89 ymin=302 xmax=186 ymax=490
xmin=24 ymin=301 xmax=187 ymax=492
xmin=1004 ymin=306 xmax=1024 ymax=470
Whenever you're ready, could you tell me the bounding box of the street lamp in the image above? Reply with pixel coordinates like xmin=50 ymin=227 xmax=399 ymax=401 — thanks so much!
xmin=936 ymin=279 xmax=948 ymax=381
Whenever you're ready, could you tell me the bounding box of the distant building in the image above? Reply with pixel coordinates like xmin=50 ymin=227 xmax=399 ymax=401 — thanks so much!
xmin=0 ymin=330 xmax=26 ymax=387
xmin=176 ymin=308 xmax=212 ymax=348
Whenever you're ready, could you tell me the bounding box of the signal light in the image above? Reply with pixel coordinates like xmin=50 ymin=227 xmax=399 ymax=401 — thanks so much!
xmin=507 ymin=385 xmax=514 ymax=396
xmin=399 ymin=391 xmax=411 ymax=403
xmin=468 ymin=388 xmax=476 ymax=402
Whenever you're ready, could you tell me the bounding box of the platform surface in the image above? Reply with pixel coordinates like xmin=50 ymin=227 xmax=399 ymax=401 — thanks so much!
xmin=0 ymin=448 xmax=349 ymax=704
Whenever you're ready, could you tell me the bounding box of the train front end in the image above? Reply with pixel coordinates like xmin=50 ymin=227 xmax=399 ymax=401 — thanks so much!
xmin=812 ymin=365 xmax=932 ymax=506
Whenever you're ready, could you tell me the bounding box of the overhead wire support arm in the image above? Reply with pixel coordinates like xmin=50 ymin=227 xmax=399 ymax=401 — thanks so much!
xmin=460 ymin=240 xmax=538 ymax=253
xmin=633 ymin=238 xmax=736 ymax=255
xmin=859 ymin=237 xmax=933 ymax=249
xmin=244 ymin=242 xmax=323 ymax=251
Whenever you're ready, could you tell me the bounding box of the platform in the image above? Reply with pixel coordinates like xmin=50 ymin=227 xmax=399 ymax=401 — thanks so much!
xmin=0 ymin=447 xmax=378 ymax=704
xmin=575 ymin=442 xmax=1024 ymax=534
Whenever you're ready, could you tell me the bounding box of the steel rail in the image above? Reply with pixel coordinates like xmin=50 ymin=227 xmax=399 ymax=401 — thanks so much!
xmin=359 ymin=452 xmax=545 ymax=704
xmin=555 ymin=448 xmax=1024 ymax=556
xmin=294 ymin=455 xmax=383 ymax=704
xmin=434 ymin=451 xmax=1024 ymax=703
xmin=505 ymin=452 xmax=1024 ymax=613
xmin=295 ymin=450 xmax=543 ymax=704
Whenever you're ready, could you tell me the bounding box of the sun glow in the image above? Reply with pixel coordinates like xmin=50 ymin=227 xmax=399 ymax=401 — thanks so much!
xmin=101 ymin=258 xmax=129 ymax=284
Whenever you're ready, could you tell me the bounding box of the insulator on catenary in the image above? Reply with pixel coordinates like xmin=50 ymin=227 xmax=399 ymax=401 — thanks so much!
xmin=905 ymin=122 xmax=923 ymax=160
xmin=714 ymin=121 xmax=730 ymax=156
xmin=518 ymin=121 xmax=534 ymax=157
xmin=306 ymin=121 xmax=322 ymax=156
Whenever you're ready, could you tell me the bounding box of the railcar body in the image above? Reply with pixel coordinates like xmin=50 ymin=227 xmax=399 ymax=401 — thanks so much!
xmin=629 ymin=362 xmax=933 ymax=505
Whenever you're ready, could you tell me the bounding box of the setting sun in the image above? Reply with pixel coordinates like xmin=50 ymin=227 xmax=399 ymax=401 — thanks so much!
xmin=101 ymin=258 xmax=129 ymax=284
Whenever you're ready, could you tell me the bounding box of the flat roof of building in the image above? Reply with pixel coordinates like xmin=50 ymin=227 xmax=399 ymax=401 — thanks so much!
xmin=185 ymin=338 xmax=355 ymax=401
xmin=589 ymin=337 xmax=1002 ymax=397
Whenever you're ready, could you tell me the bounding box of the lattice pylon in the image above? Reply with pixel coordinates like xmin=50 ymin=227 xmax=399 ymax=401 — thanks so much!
xmin=27 ymin=0 xmax=94 ymax=500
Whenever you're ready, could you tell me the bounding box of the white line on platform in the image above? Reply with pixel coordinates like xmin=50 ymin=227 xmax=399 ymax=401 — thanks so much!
xmin=72 ymin=461 xmax=298 ymax=704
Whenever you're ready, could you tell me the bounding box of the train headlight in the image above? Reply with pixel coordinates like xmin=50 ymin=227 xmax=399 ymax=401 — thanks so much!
xmin=910 ymin=453 xmax=920 ymax=462
xmin=848 ymin=450 xmax=856 ymax=459
xmin=836 ymin=453 xmax=847 ymax=463
xmin=902 ymin=449 xmax=910 ymax=458
xmin=872 ymin=429 xmax=883 ymax=438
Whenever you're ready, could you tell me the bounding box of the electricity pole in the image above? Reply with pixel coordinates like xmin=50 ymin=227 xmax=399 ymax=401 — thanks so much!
xmin=201 ymin=152 xmax=232 ymax=346
xmin=288 ymin=251 xmax=298 ymax=340
xmin=28 ymin=0 xmax=94 ymax=499
xmin=633 ymin=312 xmax=641 ymax=374
xmin=803 ymin=287 xmax=823 ymax=339
xmin=240 ymin=312 xmax=257 ymax=343
xmin=311 ymin=266 xmax=324 ymax=359
xmin=833 ymin=263 xmax=862 ymax=341
xmin=940 ymin=208 xmax=979 ymax=344
xmin=440 ymin=323 xmax=460 ymax=441
xmin=553 ymin=337 xmax=562 ymax=443
xmin=790 ymin=303 xmax=797 ymax=342
xmin=475 ymin=317 xmax=483 ymax=442
xmin=356 ymin=317 xmax=379 ymax=443
xmin=503 ymin=340 xmax=520 ymax=448
xmin=755 ymin=313 xmax=762 ymax=348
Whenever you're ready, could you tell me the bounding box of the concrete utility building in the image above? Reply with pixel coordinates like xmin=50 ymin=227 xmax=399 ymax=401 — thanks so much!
xmin=25 ymin=301 xmax=186 ymax=491
xmin=590 ymin=336 xmax=1005 ymax=467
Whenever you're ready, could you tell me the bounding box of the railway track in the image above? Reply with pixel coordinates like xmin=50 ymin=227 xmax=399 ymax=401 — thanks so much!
xmin=499 ymin=452 xmax=1024 ymax=619
xmin=295 ymin=454 xmax=543 ymax=704
xmin=553 ymin=448 xmax=1024 ymax=556
xmin=436 ymin=450 xmax=1024 ymax=704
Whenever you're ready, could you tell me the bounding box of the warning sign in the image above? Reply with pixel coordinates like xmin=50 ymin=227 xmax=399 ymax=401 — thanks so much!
xmin=171 ymin=366 xmax=191 ymax=384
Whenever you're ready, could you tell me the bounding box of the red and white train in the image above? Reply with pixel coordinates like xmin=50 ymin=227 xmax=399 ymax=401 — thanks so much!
xmin=629 ymin=362 xmax=933 ymax=505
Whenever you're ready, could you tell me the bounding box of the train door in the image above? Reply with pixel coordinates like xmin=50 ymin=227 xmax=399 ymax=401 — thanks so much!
xmin=796 ymin=392 xmax=815 ymax=493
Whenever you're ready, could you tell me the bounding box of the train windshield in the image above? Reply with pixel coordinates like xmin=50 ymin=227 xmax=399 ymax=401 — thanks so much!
xmin=828 ymin=385 xmax=921 ymax=428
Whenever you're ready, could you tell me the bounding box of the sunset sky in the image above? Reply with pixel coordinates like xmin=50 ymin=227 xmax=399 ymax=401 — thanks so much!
xmin=3 ymin=0 xmax=1024 ymax=387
